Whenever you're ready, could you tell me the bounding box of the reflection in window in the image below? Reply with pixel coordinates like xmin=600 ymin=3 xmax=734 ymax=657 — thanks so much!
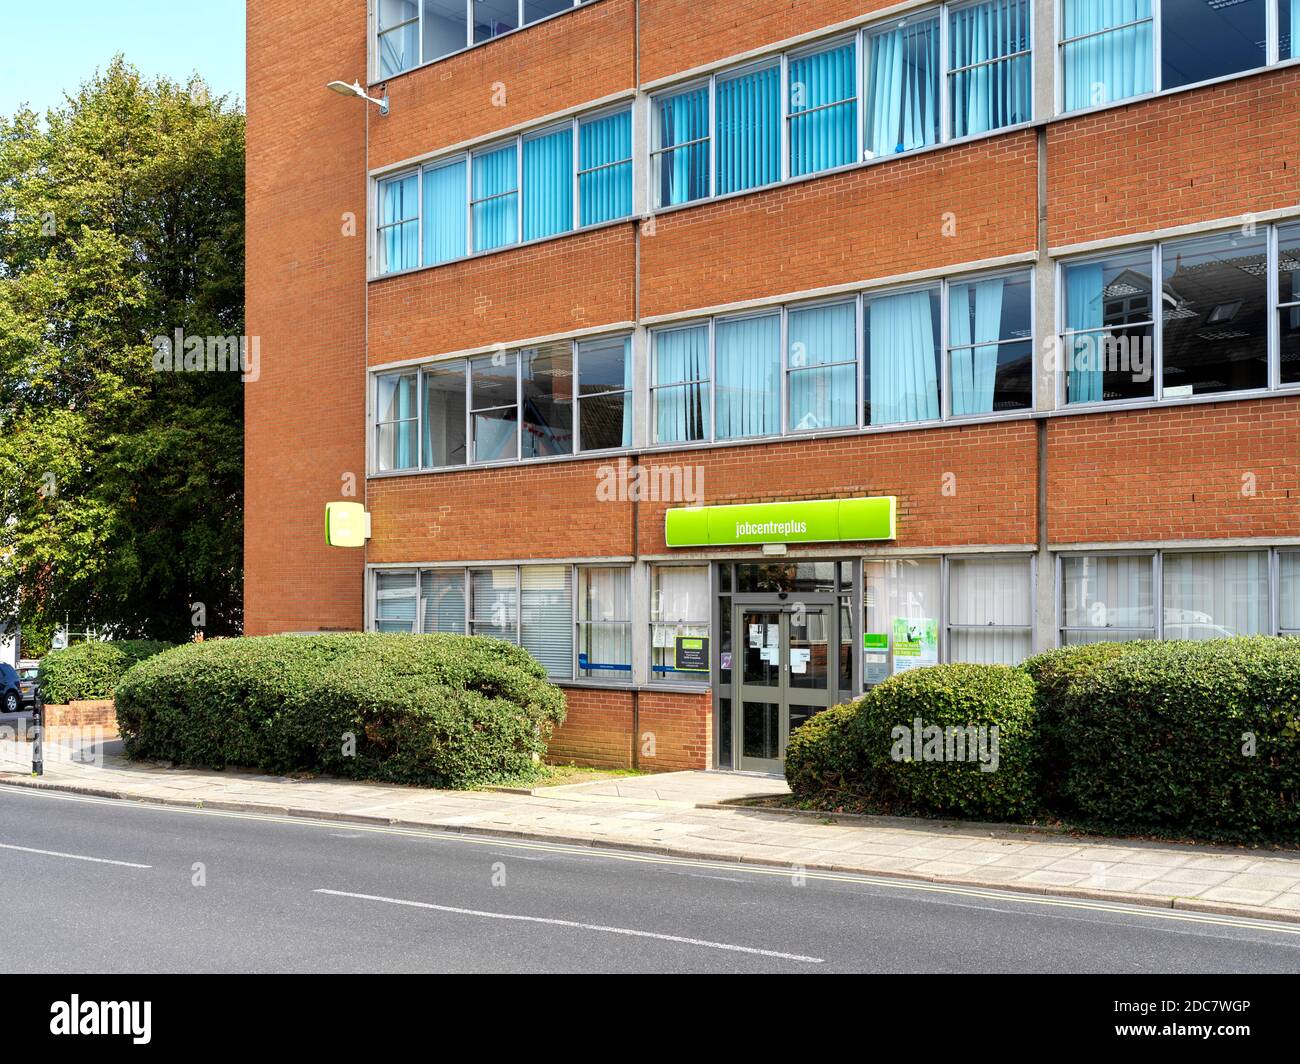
xmin=1163 ymin=552 xmax=1269 ymax=639
xmin=947 ymin=271 xmax=1033 ymax=415
xmin=1061 ymin=555 xmax=1155 ymax=644
xmin=1279 ymin=224 xmax=1300 ymax=386
xmin=473 ymin=0 xmax=519 ymax=43
xmin=1161 ymin=0 xmax=1266 ymax=90
xmin=520 ymin=344 xmax=574 ymax=459
xmin=653 ymin=325 xmax=711 ymax=443
xmin=422 ymin=363 xmax=467 ymax=467
xmin=1061 ymin=249 xmax=1156 ymax=404
xmin=470 ymin=354 xmax=518 ymax=462
xmin=1161 ymin=232 xmax=1268 ymax=397
xmin=577 ymin=336 xmax=632 ymax=452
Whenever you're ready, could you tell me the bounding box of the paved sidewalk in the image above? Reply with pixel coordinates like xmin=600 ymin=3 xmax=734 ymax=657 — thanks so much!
xmin=2 ymin=737 xmax=1299 ymax=925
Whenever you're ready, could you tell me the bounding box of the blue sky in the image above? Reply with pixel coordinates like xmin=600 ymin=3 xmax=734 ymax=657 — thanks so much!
xmin=0 ymin=0 xmax=245 ymax=116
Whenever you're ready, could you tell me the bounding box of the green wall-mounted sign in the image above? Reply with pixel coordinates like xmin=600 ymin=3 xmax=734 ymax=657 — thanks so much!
xmin=665 ymin=497 xmax=896 ymax=548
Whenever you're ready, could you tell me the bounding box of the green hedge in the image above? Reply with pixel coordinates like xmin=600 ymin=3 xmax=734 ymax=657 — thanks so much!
xmin=1051 ymin=637 xmax=1300 ymax=843
xmin=38 ymin=640 xmax=175 ymax=704
xmin=114 ymin=633 xmax=567 ymax=789
xmin=788 ymin=664 xmax=1040 ymax=821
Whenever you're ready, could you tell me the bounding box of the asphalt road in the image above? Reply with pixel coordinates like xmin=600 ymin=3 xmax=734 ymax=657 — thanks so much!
xmin=1 ymin=784 xmax=1298 ymax=974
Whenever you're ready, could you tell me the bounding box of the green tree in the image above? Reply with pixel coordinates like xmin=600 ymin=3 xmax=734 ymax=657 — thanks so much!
xmin=0 ymin=57 xmax=244 ymax=642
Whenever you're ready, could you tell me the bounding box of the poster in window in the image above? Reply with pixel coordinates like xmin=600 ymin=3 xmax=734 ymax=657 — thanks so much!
xmin=674 ymin=636 xmax=709 ymax=673
xmin=891 ymin=618 xmax=938 ymax=675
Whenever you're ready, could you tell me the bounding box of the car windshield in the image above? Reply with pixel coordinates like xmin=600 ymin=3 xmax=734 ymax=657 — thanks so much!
xmin=18 ymin=669 xmax=37 ymax=680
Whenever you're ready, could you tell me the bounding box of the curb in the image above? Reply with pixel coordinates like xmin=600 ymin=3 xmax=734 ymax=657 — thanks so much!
xmin=4 ymin=772 xmax=1299 ymax=929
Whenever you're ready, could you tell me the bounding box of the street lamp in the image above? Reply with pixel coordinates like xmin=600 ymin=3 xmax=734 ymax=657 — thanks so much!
xmin=327 ymin=79 xmax=389 ymax=116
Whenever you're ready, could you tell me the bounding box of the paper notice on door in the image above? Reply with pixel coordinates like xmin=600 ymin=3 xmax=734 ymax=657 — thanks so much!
xmin=790 ymin=648 xmax=811 ymax=674
xmin=748 ymin=625 xmax=763 ymax=648
xmin=765 ymin=625 xmax=778 ymax=647
xmin=760 ymin=646 xmax=779 ymax=665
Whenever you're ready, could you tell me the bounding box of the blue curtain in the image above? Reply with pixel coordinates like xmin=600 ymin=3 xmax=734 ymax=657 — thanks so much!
xmin=715 ymin=315 xmax=780 ymax=439
xmin=868 ymin=290 xmax=940 ymax=425
xmin=949 ymin=278 xmax=1005 ymax=415
xmin=379 ymin=174 xmax=419 ymax=273
xmin=949 ymin=0 xmax=1031 ymax=137
xmin=379 ymin=374 xmax=417 ymax=469
xmin=1293 ymin=0 xmax=1299 ymax=58
xmin=788 ymin=303 xmax=857 ymax=430
xmin=656 ymin=88 xmax=710 ymax=207
xmin=1062 ymin=0 xmax=1153 ymax=111
xmin=789 ymin=43 xmax=857 ymax=177
xmin=579 ymin=109 xmax=633 ymax=225
xmin=523 ymin=128 xmax=574 ymax=242
xmin=654 ymin=325 xmax=710 ymax=443
xmin=866 ymin=17 xmax=939 ymax=157
xmin=715 ymin=64 xmax=781 ymax=195
xmin=422 ymin=159 xmax=467 ymax=266
xmin=1065 ymin=262 xmax=1104 ymax=403
xmin=472 ymin=144 xmax=518 ymax=252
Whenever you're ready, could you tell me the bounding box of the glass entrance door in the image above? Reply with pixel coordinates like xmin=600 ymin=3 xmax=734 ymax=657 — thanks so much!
xmin=733 ymin=596 xmax=837 ymax=773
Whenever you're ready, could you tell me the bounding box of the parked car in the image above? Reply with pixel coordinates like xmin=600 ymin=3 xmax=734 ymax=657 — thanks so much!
xmin=0 ymin=663 xmax=21 ymax=714
xmin=16 ymin=659 xmax=39 ymax=709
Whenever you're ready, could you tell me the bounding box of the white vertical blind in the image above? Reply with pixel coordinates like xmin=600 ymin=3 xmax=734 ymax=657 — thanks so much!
xmin=1061 ymin=555 xmax=1154 ymax=642
xmin=375 ymin=571 xmax=419 ymax=632
xmin=949 ymin=556 xmax=1031 ymax=664
xmin=1163 ymin=552 xmax=1269 ymax=639
xmin=421 ymin=570 xmax=466 ymax=634
xmin=521 ymin=566 xmax=574 ymax=679
xmin=1282 ymin=553 xmax=1300 ymax=633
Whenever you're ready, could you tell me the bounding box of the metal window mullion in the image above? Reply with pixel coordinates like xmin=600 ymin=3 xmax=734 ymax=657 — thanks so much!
xmin=571 ymin=117 xmax=581 ymax=230
xmin=463 ymin=359 xmax=473 ymax=466
xmin=779 ymin=53 xmax=791 ymax=183
xmin=464 ymin=153 xmax=474 ymax=257
xmin=1152 ymin=243 xmax=1164 ymax=398
xmin=464 ymin=0 xmax=472 ymax=49
xmin=948 ymin=49 xmax=1033 ymax=79
xmin=1269 ymin=223 xmax=1281 ymax=390
xmin=515 ymin=350 xmax=523 ymax=462
xmin=1152 ymin=0 xmax=1163 ymax=92
xmin=708 ymin=76 xmax=717 ymax=198
xmin=515 ymin=133 xmax=524 ymax=246
xmin=940 ymin=278 xmax=951 ymax=420
xmin=780 ymin=306 xmax=789 ymax=436
xmin=941 ymin=555 xmax=951 ymax=664
xmin=1154 ymin=550 xmax=1165 ymax=639
xmin=708 ymin=317 xmax=717 ymax=442
xmin=515 ymin=566 xmax=523 ymax=647
xmin=939 ymin=2 xmax=951 ymax=143
xmin=416 ymin=365 xmax=424 ymax=469
xmin=856 ymin=292 xmax=866 ymax=427
xmin=857 ymin=28 xmax=868 ymax=160
xmin=1059 ymin=17 xmax=1154 ymax=50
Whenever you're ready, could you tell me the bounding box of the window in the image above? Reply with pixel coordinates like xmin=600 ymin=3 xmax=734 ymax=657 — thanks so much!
xmin=948 ymin=556 xmax=1033 ymax=663
xmin=948 ymin=271 xmax=1033 ymax=415
xmin=651 ymin=566 xmax=710 ymax=682
xmin=1061 ymin=226 xmax=1294 ymax=407
xmin=1058 ymin=550 xmax=1293 ymax=643
xmin=520 ymin=344 xmax=573 ymax=459
xmin=864 ymin=285 xmax=941 ymax=425
xmin=421 ymin=570 xmax=466 ymax=634
xmin=422 ymin=362 xmax=467 ymax=467
xmin=788 ymin=42 xmax=858 ymax=177
xmin=377 ymin=173 xmax=419 ymax=274
xmin=522 ymin=127 xmax=573 ymax=242
xmin=715 ymin=314 xmax=780 ymax=440
xmin=375 ymin=105 xmax=632 ymax=276
xmin=788 ymin=302 xmax=857 ymax=431
xmin=576 ymin=336 xmax=632 ymax=452
xmin=376 ymin=372 xmax=419 ymax=472
xmin=1285 ymin=0 xmax=1298 ymax=60
xmin=577 ymin=567 xmax=632 ymax=680
xmin=472 ymin=143 xmax=519 ymax=253
xmin=579 ymin=110 xmax=633 ymax=226
xmin=653 ymin=324 xmax=711 ymax=443
xmin=1282 ymin=553 xmax=1300 ymax=635
xmin=374 ymin=566 xmax=576 ymax=679
xmin=865 ymin=15 xmax=940 ymax=157
xmin=375 ymin=570 xmax=419 ymax=632
xmin=378 ymin=0 xmax=421 ymax=78
xmin=1278 ymin=224 xmax=1300 ymax=387
xmin=1060 ymin=247 xmax=1156 ymax=404
xmin=1059 ymin=0 xmax=1285 ymax=113
xmin=521 ymin=566 xmax=574 ymax=677
xmin=948 ymin=0 xmax=1032 ymax=138
xmin=715 ymin=63 xmax=781 ymax=196
xmin=1164 ymin=552 xmax=1269 ymax=639
xmin=470 ymin=353 xmax=519 ymax=463
xmin=378 ymin=0 xmax=590 ymax=76
xmin=384 ymin=333 xmax=631 ymax=473
xmin=864 ymin=558 xmax=942 ymax=684
xmin=653 ymin=86 xmax=710 ymax=208
xmin=1060 ymin=554 xmax=1155 ymax=643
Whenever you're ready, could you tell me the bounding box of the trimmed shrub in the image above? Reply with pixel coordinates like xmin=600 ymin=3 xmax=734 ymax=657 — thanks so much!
xmin=114 ymin=633 xmax=568 ymax=789
xmin=785 ymin=703 xmax=863 ymax=800
xmin=787 ymin=664 xmax=1040 ymax=821
xmin=1021 ymin=641 xmax=1144 ymax=801
xmin=1054 ymin=637 xmax=1300 ymax=843
xmin=38 ymin=640 xmax=175 ymax=704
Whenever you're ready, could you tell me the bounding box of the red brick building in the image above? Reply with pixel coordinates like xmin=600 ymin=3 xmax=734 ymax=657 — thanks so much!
xmin=247 ymin=0 xmax=1300 ymax=774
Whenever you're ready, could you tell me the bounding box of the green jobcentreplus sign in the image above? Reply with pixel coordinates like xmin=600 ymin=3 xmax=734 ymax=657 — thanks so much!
xmin=664 ymin=497 xmax=897 ymax=547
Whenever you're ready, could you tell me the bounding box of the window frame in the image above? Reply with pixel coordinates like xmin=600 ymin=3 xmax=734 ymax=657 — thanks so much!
xmin=372 ymin=0 xmax=594 ymax=81
xmin=575 ymin=564 xmax=634 ymax=683
xmin=1055 ymin=223 xmax=1295 ymax=411
xmin=1054 ymin=0 xmax=1290 ymax=117
xmin=374 ymin=369 xmax=421 ymax=472
xmin=372 ymin=104 xmax=634 ymax=278
xmin=649 ymin=564 xmax=712 ymax=685
xmin=1057 ymin=547 xmax=1295 ymax=645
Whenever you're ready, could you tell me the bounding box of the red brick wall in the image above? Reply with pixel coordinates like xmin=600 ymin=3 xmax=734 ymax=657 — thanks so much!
xmin=1047 ymin=68 xmax=1300 ymax=247
xmin=1047 ymin=397 xmax=1300 ymax=544
xmin=246 ymin=0 xmax=369 ymax=634
xmin=642 ymin=132 xmax=1038 ymax=318
xmin=548 ymin=687 xmax=711 ymax=771
xmin=368 ymin=225 xmax=635 ymax=363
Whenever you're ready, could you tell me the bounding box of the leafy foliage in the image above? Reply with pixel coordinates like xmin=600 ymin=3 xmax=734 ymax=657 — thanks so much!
xmin=38 ymin=639 xmax=174 ymax=704
xmin=114 ymin=634 xmax=570 ymax=790
xmin=0 ymin=57 xmax=244 ymax=640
